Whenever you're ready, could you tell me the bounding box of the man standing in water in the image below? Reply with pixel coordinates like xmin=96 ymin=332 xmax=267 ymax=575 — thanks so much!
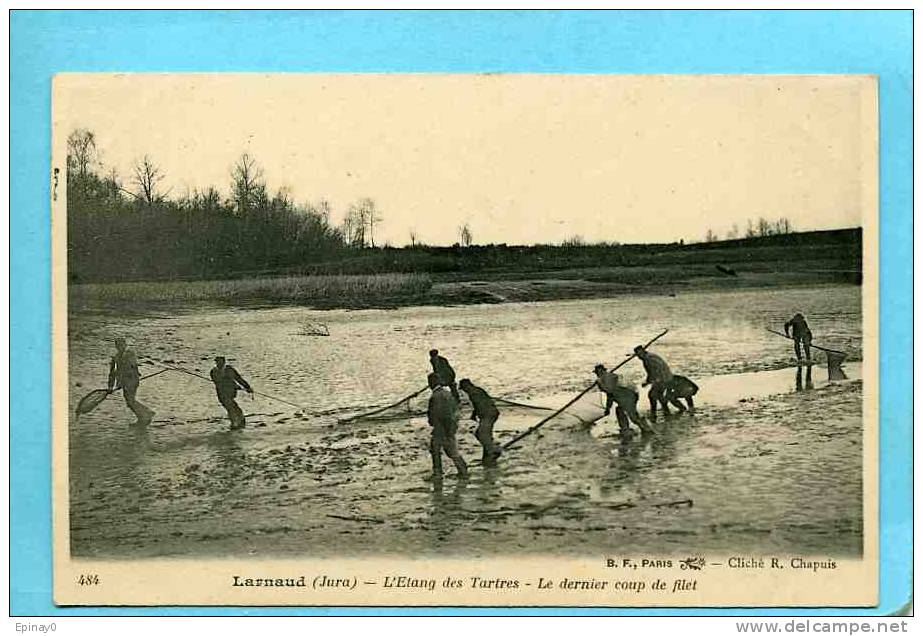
xmin=784 ymin=312 xmax=813 ymax=364
xmin=210 ymin=356 xmax=253 ymax=430
xmin=664 ymin=374 xmax=699 ymax=413
xmin=593 ymin=364 xmax=654 ymax=437
xmin=108 ymin=337 xmax=155 ymax=426
xmin=459 ymin=378 xmax=503 ymax=465
xmin=429 ymin=349 xmax=460 ymax=401
xmin=634 ymin=345 xmax=675 ymax=421
xmin=426 ymin=372 xmax=468 ymax=480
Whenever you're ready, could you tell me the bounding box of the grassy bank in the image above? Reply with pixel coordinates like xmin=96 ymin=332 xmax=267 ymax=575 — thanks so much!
xmin=68 ymin=229 xmax=862 ymax=310
xmin=70 ymin=273 xmax=433 ymax=309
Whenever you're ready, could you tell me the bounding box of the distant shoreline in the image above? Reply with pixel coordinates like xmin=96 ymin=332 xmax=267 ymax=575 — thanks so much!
xmin=69 ymin=268 xmax=860 ymax=313
xmin=68 ymin=228 xmax=862 ymax=312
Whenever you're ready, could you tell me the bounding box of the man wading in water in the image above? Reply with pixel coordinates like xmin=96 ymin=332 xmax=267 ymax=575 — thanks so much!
xmin=210 ymin=356 xmax=253 ymax=430
xmin=634 ymin=345 xmax=675 ymax=421
xmin=593 ymin=364 xmax=654 ymax=438
xmin=429 ymin=349 xmax=460 ymax=402
xmin=459 ymin=378 xmax=503 ymax=465
xmin=664 ymin=374 xmax=699 ymax=413
xmin=784 ymin=312 xmax=813 ymax=364
xmin=108 ymin=337 xmax=155 ymax=426
xmin=426 ymin=372 xmax=468 ymax=481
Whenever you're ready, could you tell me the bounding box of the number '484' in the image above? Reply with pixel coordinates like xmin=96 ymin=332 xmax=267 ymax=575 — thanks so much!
xmin=77 ymin=574 xmax=99 ymax=586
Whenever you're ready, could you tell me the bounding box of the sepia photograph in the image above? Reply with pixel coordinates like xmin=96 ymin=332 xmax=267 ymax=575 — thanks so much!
xmin=51 ymin=73 xmax=878 ymax=606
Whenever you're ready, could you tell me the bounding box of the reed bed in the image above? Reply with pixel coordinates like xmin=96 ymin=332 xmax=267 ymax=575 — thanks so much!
xmin=70 ymin=273 xmax=433 ymax=306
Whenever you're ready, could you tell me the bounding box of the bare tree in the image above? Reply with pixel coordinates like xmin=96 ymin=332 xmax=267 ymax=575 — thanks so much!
xmin=459 ymin=223 xmax=473 ymax=247
xmin=756 ymin=217 xmax=772 ymax=237
xmin=774 ymin=217 xmax=793 ymax=234
xmin=133 ymin=155 xmax=164 ymax=205
xmin=727 ymin=223 xmax=740 ymax=240
xmin=359 ymin=198 xmax=382 ymax=248
xmin=408 ymin=229 xmax=418 ymax=247
xmin=230 ymin=153 xmax=265 ymax=214
xmin=315 ymin=199 xmax=333 ymax=223
xmin=705 ymin=228 xmax=718 ymax=242
xmin=103 ymin=167 xmax=122 ymax=202
xmin=66 ymin=128 xmax=98 ymax=181
xmin=342 ymin=198 xmax=382 ymax=248
xmin=342 ymin=203 xmax=366 ymax=247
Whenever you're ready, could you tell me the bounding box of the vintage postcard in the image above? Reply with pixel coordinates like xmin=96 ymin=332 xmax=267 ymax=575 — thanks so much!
xmin=51 ymin=73 xmax=878 ymax=606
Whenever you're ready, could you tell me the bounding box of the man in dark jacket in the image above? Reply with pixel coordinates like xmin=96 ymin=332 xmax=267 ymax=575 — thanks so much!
xmin=784 ymin=313 xmax=813 ymax=363
xmin=459 ymin=378 xmax=503 ymax=465
xmin=593 ymin=364 xmax=654 ymax=437
xmin=429 ymin=349 xmax=459 ymax=401
xmin=664 ymin=374 xmax=699 ymax=413
xmin=210 ymin=356 xmax=253 ymax=430
xmin=426 ymin=372 xmax=468 ymax=480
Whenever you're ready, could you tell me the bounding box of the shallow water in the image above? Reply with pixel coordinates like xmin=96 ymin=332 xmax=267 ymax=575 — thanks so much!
xmin=67 ymin=284 xmax=863 ymax=558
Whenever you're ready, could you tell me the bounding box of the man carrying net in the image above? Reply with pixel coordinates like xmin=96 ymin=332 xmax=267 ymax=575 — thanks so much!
xmin=108 ymin=337 xmax=155 ymax=426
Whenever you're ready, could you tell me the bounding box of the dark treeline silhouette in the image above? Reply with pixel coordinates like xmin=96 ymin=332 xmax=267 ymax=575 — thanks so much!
xmin=67 ymin=129 xmax=350 ymax=283
xmin=295 ymin=228 xmax=861 ymax=278
xmin=705 ymin=217 xmax=795 ymax=242
xmin=67 ymin=129 xmax=861 ymax=284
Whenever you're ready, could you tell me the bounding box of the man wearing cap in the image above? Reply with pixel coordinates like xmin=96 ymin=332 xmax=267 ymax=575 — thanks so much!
xmin=429 ymin=349 xmax=460 ymax=402
xmin=209 ymin=356 xmax=253 ymax=430
xmin=459 ymin=378 xmax=503 ymax=465
xmin=593 ymin=364 xmax=654 ymax=437
xmin=784 ymin=312 xmax=813 ymax=364
xmin=107 ymin=337 xmax=155 ymax=425
xmin=426 ymin=372 xmax=468 ymax=480
xmin=634 ymin=345 xmax=675 ymax=421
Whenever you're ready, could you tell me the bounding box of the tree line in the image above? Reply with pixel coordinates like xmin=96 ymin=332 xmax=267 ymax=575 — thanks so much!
xmin=66 ymin=129 xmax=386 ymax=282
xmin=704 ymin=217 xmax=795 ymax=243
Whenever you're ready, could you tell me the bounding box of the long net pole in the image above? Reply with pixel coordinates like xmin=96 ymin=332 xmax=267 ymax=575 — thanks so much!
xmin=501 ymin=329 xmax=669 ymax=451
xmin=765 ymin=329 xmax=846 ymax=356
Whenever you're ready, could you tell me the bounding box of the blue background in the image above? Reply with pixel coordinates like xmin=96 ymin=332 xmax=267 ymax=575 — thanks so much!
xmin=10 ymin=9 xmax=912 ymax=616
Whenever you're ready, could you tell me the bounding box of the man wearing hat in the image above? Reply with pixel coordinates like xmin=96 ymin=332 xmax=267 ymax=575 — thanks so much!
xmin=429 ymin=349 xmax=460 ymax=402
xmin=634 ymin=345 xmax=675 ymax=421
xmin=209 ymin=356 xmax=253 ymax=430
xmin=426 ymin=372 xmax=468 ymax=480
xmin=593 ymin=364 xmax=654 ymax=437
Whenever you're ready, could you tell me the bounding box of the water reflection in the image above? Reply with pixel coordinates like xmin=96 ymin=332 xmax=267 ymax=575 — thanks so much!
xmin=795 ymin=364 xmax=814 ymax=392
xmin=204 ymin=432 xmax=249 ymax=492
xmin=428 ymin=478 xmax=468 ymax=542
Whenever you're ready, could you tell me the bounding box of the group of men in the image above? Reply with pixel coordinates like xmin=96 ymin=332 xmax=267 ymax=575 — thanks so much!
xmin=591 ymin=346 xmax=699 ymax=441
xmin=425 ymin=349 xmax=503 ymax=481
xmin=105 ymin=312 xmax=815 ymax=482
xmin=423 ymin=345 xmax=701 ymax=481
xmin=107 ymin=338 xmax=253 ymax=429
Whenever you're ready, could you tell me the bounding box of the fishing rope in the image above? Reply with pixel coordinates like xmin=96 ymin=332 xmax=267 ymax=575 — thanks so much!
xmin=144 ymin=359 xmax=314 ymax=413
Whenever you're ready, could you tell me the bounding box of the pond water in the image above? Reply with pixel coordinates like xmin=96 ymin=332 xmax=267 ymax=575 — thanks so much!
xmin=67 ymin=284 xmax=864 ymax=558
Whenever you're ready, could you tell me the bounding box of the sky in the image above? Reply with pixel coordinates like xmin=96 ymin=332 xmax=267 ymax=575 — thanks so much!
xmin=53 ymin=74 xmax=875 ymax=246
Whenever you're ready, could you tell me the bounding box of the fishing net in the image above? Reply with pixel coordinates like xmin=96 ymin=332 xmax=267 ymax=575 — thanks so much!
xmin=75 ymin=388 xmax=111 ymax=417
xmin=826 ymin=351 xmax=847 ymax=380
xmin=338 ymin=387 xmax=430 ymax=423
xmin=339 ymin=389 xmax=553 ymax=424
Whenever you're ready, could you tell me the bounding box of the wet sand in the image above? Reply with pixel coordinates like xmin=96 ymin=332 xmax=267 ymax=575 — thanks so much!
xmin=67 ymin=284 xmax=863 ymax=558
